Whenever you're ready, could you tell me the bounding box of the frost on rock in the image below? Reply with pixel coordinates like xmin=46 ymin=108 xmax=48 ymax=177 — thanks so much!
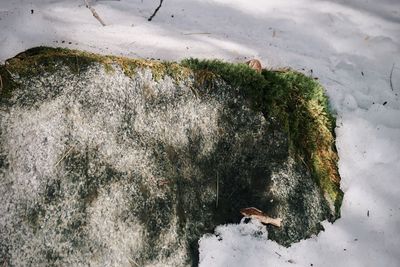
xmin=0 ymin=49 xmax=338 ymax=266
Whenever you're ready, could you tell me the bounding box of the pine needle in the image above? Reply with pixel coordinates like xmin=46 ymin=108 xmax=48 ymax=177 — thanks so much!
xmin=55 ymin=146 xmax=75 ymax=167
xmin=390 ymin=63 xmax=395 ymax=91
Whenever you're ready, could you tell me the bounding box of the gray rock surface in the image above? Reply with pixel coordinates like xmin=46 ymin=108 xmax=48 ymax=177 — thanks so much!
xmin=0 ymin=59 xmax=332 ymax=266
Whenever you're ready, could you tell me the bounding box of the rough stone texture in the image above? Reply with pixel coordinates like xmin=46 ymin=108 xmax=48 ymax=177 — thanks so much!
xmin=0 ymin=57 xmax=332 ymax=266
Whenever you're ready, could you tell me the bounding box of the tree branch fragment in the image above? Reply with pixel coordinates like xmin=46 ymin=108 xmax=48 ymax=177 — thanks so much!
xmin=148 ymin=0 xmax=164 ymax=21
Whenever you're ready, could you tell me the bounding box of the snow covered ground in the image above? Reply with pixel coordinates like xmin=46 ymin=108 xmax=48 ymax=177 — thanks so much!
xmin=1 ymin=0 xmax=399 ymax=266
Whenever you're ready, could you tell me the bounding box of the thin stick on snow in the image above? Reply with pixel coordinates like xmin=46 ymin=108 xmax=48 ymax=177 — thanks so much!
xmin=84 ymin=0 xmax=106 ymax=26
xmin=182 ymin=32 xmax=211 ymax=35
xmin=390 ymin=63 xmax=395 ymax=91
xmin=148 ymin=0 xmax=164 ymax=21
xmin=0 ymin=75 xmax=3 ymax=91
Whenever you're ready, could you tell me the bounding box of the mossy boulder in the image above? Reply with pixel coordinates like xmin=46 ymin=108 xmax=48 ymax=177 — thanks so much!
xmin=0 ymin=47 xmax=342 ymax=266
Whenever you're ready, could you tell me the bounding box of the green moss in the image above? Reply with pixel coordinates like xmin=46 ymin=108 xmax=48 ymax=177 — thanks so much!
xmin=5 ymin=47 xmax=100 ymax=77
xmin=182 ymin=58 xmax=268 ymax=109
xmin=181 ymin=59 xmax=343 ymax=218
xmin=261 ymin=69 xmax=343 ymax=212
xmin=1 ymin=46 xmax=192 ymax=98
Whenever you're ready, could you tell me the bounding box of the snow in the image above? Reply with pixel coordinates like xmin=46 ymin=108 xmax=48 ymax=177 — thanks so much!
xmin=0 ymin=0 xmax=399 ymax=266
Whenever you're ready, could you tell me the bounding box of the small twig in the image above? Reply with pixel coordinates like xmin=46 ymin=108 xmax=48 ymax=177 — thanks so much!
xmin=148 ymin=0 xmax=164 ymax=21
xmin=182 ymin=32 xmax=211 ymax=35
xmin=0 ymin=74 xmax=3 ymax=92
xmin=216 ymin=172 xmax=219 ymax=208
xmin=55 ymin=146 xmax=75 ymax=167
xmin=390 ymin=63 xmax=395 ymax=91
xmin=84 ymin=0 xmax=106 ymax=26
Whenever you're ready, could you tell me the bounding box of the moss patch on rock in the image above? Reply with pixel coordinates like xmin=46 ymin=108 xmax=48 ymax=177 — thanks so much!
xmin=182 ymin=58 xmax=343 ymax=216
xmin=2 ymin=46 xmax=190 ymax=85
xmin=0 ymin=47 xmax=343 ymax=266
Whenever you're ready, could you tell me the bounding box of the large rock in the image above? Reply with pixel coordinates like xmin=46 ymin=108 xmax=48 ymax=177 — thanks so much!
xmin=0 ymin=47 xmax=343 ymax=266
